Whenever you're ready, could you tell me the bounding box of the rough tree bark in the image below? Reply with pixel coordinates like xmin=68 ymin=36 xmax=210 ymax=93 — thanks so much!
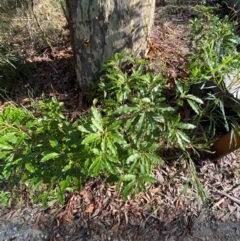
xmin=65 ymin=0 xmax=156 ymax=90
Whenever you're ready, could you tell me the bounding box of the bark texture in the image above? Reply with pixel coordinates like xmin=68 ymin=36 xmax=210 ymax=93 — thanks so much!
xmin=66 ymin=0 xmax=155 ymax=90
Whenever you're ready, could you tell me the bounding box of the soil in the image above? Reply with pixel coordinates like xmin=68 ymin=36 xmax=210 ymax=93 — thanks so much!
xmin=0 ymin=3 xmax=240 ymax=241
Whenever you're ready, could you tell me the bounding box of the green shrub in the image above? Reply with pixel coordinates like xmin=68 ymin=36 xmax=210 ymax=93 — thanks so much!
xmin=0 ymin=53 xmax=202 ymax=207
xmin=0 ymin=97 xmax=88 ymax=207
xmin=186 ymin=6 xmax=240 ymax=134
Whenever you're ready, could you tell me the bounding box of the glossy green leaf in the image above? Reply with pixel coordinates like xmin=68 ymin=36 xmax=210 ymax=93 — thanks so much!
xmin=176 ymin=133 xmax=184 ymax=150
xmin=122 ymin=180 xmax=134 ymax=198
xmin=78 ymin=124 xmax=93 ymax=133
xmin=88 ymin=158 xmax=102 ymax=177
xmin=126 ymin=153 xmax=139 ymax=164
xmin=114 ymin=104 xmax=139 ymax=114
xmin=107 ymin=121 xmax=121 ymax=131
xmin=105 ymin=153 xmax=119 ymax=163
xmin=106 ymin=137 xmax=117 ymax=155
xmin=41 ymin=152 xmax=59 ymax=162
xmin=136 ymin=113 xmax=145 ymax=138
xmin=175 ymin=81 xmax=184 ymax=93
xmin=109 ymin=132 xmax=126 ymax=145
xmin=121 ymin=174 xmax=135 ymax=181
xmin=25 ymin=163 xmax=35 ymax=173
xmin=177 ymin=130 xmax=190 ymax=143
xmin=101 ymin=137 xmax=106 ymax=151
xmin=185 ymin=94 xmax=203 ymax=104
xmin=145 ymin=153 xmax=164 ymax=164
xmin=105 ymin=161 xmax=117 ymax=174
xmin=49 ymin=139 xmax=58 ymax=148
xmin=0 ymin=132 xmax=18 ymax=144
xmin=91 ymin=107 xmax=103 ymax=131
xmin=187 ymin=99 xmax=200 ymax=114
xmin=0 ymin=143 xmax=13 ymax=150
xmin=141 ymin=97 xmax=151 ymax=103
xmin=139 ymin=175 xmax=156 ymax=183
xmin=177 ymin=122 xmax=195 ymax=130
xmin=82 ymin=133 xmax=100 ymax=144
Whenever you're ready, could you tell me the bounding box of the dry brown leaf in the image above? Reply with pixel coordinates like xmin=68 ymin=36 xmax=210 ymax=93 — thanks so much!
xmin=56 ymin=218 xmax=60 ymax=227
xmin=32 ymin=213 xmax=42 ymax=230
xmin=111 ymin=222 xmax=120 ymax=230
xmin=48 ymin=208 xmax=58 ymax=215
xmin=84 ymin=204 xmax=94 ymax=213
xmin=63 ymin=217 xmax=74 ymax=224
xmin=91 ymin=208 xmax=101 ymax=219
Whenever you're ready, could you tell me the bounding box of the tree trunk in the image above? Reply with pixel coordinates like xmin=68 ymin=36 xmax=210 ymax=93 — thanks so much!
xmin=66 ymin=0 xmax=156 ymax=90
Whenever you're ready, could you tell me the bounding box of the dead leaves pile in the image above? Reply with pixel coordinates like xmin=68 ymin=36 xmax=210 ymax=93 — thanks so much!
xmin=51 ymin=162 xmax=201 ymax=241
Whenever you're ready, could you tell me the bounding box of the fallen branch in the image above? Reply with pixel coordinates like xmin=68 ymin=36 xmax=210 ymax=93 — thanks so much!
xmin=212 ymin=185 xmax=240 ymax=208
xmin=216 ymin=190 xmax=240 ymax=205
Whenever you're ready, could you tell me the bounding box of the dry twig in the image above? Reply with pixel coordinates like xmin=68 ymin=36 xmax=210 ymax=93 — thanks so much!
xmin=212 ymin=185 xmax=240 ymax=208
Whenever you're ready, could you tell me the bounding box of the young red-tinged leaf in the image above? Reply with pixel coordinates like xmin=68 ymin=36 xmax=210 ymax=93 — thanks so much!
xmin=82 ymin=133 xmax=100 ymax=144
xmin=41 ymin=152 xmax=59 ymax=162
